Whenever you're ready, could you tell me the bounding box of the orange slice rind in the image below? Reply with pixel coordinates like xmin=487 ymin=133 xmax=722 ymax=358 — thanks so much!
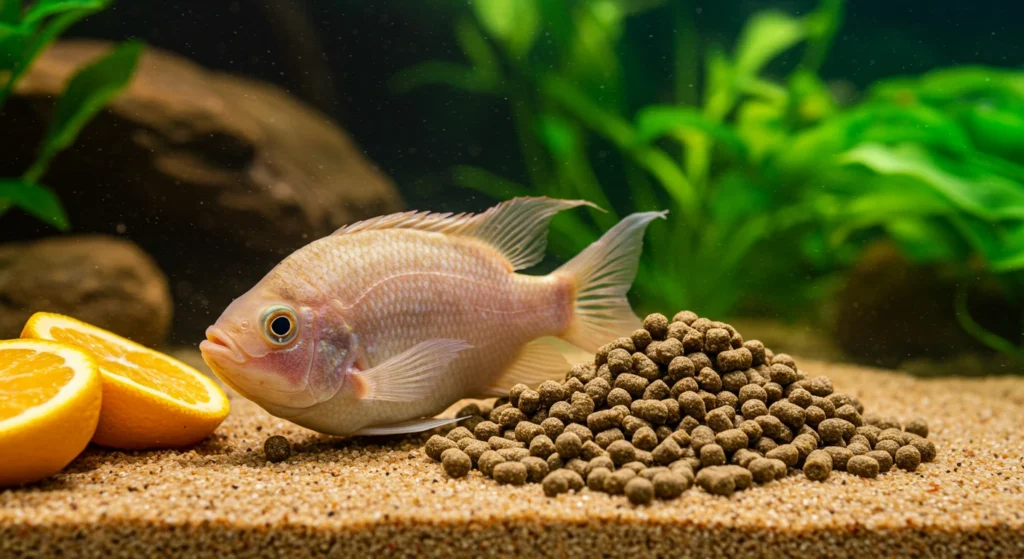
xmin=22 ymin=312 xmax=229 ymax=450
xmin=0 ymin=338 xmax=101 ymax=487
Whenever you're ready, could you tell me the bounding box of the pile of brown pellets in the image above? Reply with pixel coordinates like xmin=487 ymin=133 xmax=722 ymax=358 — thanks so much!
xmin=424 ymin=311 xmax=938 ymax=505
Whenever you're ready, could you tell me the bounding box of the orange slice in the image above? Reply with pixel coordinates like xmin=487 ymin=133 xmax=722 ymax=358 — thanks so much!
xmin=0 ymin=339 xmax=101 ymax=487
xmin=22 ymin=312 xmax=229 ymax=450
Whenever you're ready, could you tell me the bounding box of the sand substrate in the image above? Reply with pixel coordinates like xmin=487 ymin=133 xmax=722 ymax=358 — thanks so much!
xmin=2 ymin=359 xmax=1022 ymax=558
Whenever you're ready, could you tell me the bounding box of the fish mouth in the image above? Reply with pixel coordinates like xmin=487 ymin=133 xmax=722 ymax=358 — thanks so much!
xmin=200 ymin=327 xmax=246 ymax=364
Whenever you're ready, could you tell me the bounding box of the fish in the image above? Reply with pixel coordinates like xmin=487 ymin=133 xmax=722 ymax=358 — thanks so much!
xmin=199 ymin=197 xmax=665 ymax=436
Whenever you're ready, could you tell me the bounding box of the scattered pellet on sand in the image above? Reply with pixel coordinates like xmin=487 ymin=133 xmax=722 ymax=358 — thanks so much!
xmin=421 ymin=310 xmax=939 ymax=505
xmin=264 ymin=435 xmax=292 ymax=463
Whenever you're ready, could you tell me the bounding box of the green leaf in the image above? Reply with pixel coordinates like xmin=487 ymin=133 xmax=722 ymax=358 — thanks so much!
xmin=541 ymin=76 xmax=698 ymax=222
xmin=840 ymin=143 xmax=1024 ymax=221
xmin=536 ymin=113 xmax=577 ymax=159
xmin=884 ymin=217 xmax=965 ymax=264
xmin=733 ymin=10 xmax=806 ymax=77
xmin=0 ymin=5 xmax=104 ymax=106
xmin=22 ymin=0 xmax=107 ymax=26
xmin=0 ymin=179 xmax=68 ymax=230
xmin=25 ymin=40 xmax=142 ymax=182
xmin=0 ymin=23 xmax=28 ymax=71
xmin=0 ymin=0 xmax=20 ymax=24
xmin=952 ymin=215 xmax=1024 ymax=272
xmin=389 ymin=61 xmax=498 ymax=95
xmin=471 ymin=0 xmax=537 ymax=58
xmin=455 ymin=18 xmax=500 ymax=80
xmin=634 ymin=105 xmax=748 ymax=158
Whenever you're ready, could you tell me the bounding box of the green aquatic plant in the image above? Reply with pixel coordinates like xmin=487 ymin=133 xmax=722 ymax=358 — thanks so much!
xmin=395 ymin=0 xmax=1024 ymax=357
xmin=0 ymin=0 xmax=140 ymax=230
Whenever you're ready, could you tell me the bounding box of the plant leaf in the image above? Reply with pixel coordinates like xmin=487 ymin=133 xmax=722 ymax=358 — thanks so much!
xmin=25 ymin=40 xmax=142 ymax=182
xmin=0 ymin=0 xmax=20 ymax=24
xmin=471 ymin=0 xmax=537 ymax=58
xmin=389 ymin=60 xmax=497 ymax=95
xmin=733 ymin=10 xmax=806 ymax=76
xmin=634 ymin=105 xmax=748 ymax=158
xmin=21 ymin=0 xmax=107 ymax=26
xmin=0 ymin=179 xmax=69 ymax=230
xmin=0 ymin=23 xmax=28 ymax=71
xmin=0 ymin=5 xmax=104 ymax=106
xmin=840 ymin=143 xmax=1024 ymax=221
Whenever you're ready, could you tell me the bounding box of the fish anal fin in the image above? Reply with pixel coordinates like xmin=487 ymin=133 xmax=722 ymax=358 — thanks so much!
xmin=352 ymin=416 xmax=465 ymax=437
xmin=356 ymin=338 xmax=471 ymax=402
xmin=334 ymin=197 xmax=600 ymax=271
xmin=483 ymin=337 xmax=571 ymax=397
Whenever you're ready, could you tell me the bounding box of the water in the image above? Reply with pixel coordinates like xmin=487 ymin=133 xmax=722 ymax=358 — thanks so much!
xmin=0 ymin=0 xmax=1021 ymax=374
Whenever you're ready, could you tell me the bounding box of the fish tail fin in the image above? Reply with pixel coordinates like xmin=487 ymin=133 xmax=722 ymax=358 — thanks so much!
xmin=554 ymin=210 xmax=667 ymax=352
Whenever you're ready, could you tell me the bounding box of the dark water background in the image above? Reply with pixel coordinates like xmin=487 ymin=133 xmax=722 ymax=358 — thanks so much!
xmin=72 ymin=0 xmax=1021 ymax=210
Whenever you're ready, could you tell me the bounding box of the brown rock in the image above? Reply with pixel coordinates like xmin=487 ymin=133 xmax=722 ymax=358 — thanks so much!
xmin=0 ymin=40 xmax=402 ymax=341
xmin=0 ymin=235 xmax=172 ymax=346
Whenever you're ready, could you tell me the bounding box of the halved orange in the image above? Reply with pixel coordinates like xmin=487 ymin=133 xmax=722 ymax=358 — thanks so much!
xmin=0 ymin=339 xmax=101 ymax=487
xmin=22 ymin=312 xmax=229 ymax=450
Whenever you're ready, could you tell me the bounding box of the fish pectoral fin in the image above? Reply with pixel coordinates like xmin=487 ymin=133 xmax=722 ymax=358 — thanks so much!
xmin=351 ymin=416 xmax=465 ymax=436
xmin=482 ymin=337 xmax=572 ymax=397
xmin=354 ymin=338 xmax=471 ymax=402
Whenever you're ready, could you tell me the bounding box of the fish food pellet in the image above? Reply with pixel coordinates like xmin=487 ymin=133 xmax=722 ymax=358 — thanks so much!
xmin=425 ymin=435 xmax=459 ymax=462
xmin=895 ymin=445 xmax=921 ymax=471
xmin=542 ymin=471 xmax=569 ymax=496
xmin=803 ymin=449 xmax=833 ymax=481
xmin=464 ymin=441 xmax=490 ymax=465
xmin=700 ymin=444 xmax=726 ymax=467
xmin=867 ymin=450 xmax=893 ymax=473
xmin=607 ymin=387 xmax=633 ymax=407
xmin=529 ymin=435 xmax=556 ymax=458
xmin=604 ymin=468 xmax=637 ymax=495
xmin=497 ymin=448 xmax=529 ymax=462
xmin=492 ymin=461 xmax=528 ymax=485
xmin=652 ymin=471 xmax=688 ymax=499
xmin=716 ymin=429 xmax=748 ymax=453
xmin=765 ymin=444 xmax=799 ymax=468
xmin=520 ymin=456 xmax=549 ymax=483
xmin=264 ymin=436 xmax=292 ymax=463
xmin=847 ymin=442 xmax=870 ymax=456
xmin=748 ymin=458 xmax=776 ymax=483
xmin=632 ymin=426 xmax=658 ymax=451
xmin=441 ymin=449 xmax=472 ymax=478
xmin=478 ymin=451 xmax=505 ymax=477
xmin=824 ymin=446 xmax=853 ymax=471
xmin=875 ymin=439 xmax=901 ymax=459
xmin=474 ymin=421 xmax=501 ymax=441
xmin=555 ymin=432 xmax=582 ymax=459
xmin=905 ymin=417 xmax=929 ymax=438
xmin=625 ymin=477 xmax=655 ymax=505
xmin=587 ymin=467 xmax=612 ymax=491
xmin=909 ymin=436 xmax=937 ymax=462
xmin=607 ymin=440 xmax=636 ymax=466
xmin=421 ymin=309 xmax=938 ymax=505
xmin=847 ymin=455 xmax=880 ymax=478
xmin=696 ymin=467 xmax=736 ymax=497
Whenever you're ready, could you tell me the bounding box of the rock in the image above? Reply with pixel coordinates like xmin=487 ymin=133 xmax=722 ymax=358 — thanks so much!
xmin=0 ymin=40 xmax=403 ymax=342
xmin=834 ymin=241 xmax=1020 ymax=369
xmin=0 ymin=235 xmax=172 ymax=347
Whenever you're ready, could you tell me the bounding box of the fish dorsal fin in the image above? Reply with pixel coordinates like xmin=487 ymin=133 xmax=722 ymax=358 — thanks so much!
xmin=481 ymin=337 xmax=571 ymax=397
xmin=334 ymin=197 xmax=599 ymax=270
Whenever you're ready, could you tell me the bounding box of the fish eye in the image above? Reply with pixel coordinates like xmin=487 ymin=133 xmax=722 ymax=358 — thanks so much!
xmin=261 ymin=306 xmax=297 ymax=345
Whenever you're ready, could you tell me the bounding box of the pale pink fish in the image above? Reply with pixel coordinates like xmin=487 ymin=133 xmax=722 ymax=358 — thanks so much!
xmin=200 ymin=197 xmax=665 ymax=436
